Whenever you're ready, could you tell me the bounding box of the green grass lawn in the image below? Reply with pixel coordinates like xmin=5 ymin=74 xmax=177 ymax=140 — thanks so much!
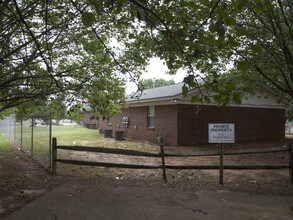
xmin=13 ymin=124 xmax=99 ymax=149
xmin=1 ymin=125 xmax=158 ymax=154
xmin=52 ymin=125 xmax=101 ymax=146
xmin=52 ymin=125 xmax=158 ymax=152
xmin=0 ymin=134 xmax=13 ymax=151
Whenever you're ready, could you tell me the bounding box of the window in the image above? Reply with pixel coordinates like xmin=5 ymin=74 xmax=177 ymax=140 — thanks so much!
xmin=107 ymin=117 xmax=112 ymax=126
xmin=147 ymin=106 xmax=155 ymax=128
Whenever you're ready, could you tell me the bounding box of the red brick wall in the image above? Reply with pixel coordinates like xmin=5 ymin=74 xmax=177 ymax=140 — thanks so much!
xmin=98 ymin=110 xmax=127 ymax=133
xmin=99 ymin=105 xmax=178 ymax=146
xmin=153 ymin=105 xmax=178 ymax=146
xmin=126 ymin=107 xmax=158 ymax=143
xmin=80 ymin=112 xmax=98 ymax=125
xmin=177 ymin=105 xmax=285 ymax=146
xmin=99 ymin=104 xmax=285 ymax=146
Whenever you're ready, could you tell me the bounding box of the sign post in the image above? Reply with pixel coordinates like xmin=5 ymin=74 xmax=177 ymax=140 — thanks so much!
xmin=219 ymin=143 xmax=224 ymax=184
xmin=208 ymin=123 xmax=235 ymax=185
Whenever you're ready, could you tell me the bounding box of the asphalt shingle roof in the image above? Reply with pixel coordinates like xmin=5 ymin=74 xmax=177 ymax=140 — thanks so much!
xmin=128 ymin=82 xmax=184 ymax=101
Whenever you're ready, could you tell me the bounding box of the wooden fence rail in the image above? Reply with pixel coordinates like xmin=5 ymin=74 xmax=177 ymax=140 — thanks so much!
xmin=51 ymin=137 xmax=293 ymax=185
xmin=164 ymin=147 xmax=289 ymax=157
xmin=55 ymin=145 xmax=160 ymax=157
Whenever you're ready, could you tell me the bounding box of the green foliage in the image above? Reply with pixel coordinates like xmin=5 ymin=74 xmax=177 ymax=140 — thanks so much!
xmin=182 ymin=85 xmax=189 ymax=97
xmin=286 ymin=105 xmax=293 ymax=122
xmin=237 ymin=61 xmax=250 ymax=73
xmin=139 ymin=78 xmax=175 ymax=90
xmin=50 ymin=95 xmax=67 ymax=125
xmin=82 ymin=12 xmax=96 ymax=27
xmin=0 ymin=0 xmax=134 ymax=116
xmin=1 ymin=0 xmax=292 ymax=112
xmin=125 ymin=0 xmax=292 ymax=104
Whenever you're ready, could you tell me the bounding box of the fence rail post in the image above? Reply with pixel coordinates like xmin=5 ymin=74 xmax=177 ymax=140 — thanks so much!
xmin=289 ymin=142 xmax=293 ymax=184
xmin=51 ymin=137 xmax=57 ymax=175
xmin=219 ymin=143 xmax=224 ymax=185
xmin=158 ymin=136 xmax=167 ymax=182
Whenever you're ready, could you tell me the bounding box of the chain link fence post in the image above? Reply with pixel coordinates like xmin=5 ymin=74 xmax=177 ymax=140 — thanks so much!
xmin=20 ymin=116 xmax=23 ymax=150
xmin=49 ymin=112 xmax=52 ymax=173
xmin=31 ymin=116 xmax=34 ymax=158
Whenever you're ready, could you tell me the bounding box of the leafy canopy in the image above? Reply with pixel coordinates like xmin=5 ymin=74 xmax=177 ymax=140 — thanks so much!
xmin=0 ymin=0 xmax=146 ymax=116
xmin=1 ymin=0 xmax=292 ymax=117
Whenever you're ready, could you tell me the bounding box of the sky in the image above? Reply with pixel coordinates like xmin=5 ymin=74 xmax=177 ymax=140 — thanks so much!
xmin=125 ymin=57 xmax=187 ymax=94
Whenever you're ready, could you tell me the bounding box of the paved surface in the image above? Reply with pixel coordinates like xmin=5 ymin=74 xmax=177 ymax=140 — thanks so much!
xmin=3 ymin=180 xmax=293 ymax=220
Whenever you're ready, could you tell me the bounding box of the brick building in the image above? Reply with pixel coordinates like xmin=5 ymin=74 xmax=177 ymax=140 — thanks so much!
xmin=95 ymin=83 xmax=285 ymax=146
xmin=80 ymin=111 xmax=98 ymax=129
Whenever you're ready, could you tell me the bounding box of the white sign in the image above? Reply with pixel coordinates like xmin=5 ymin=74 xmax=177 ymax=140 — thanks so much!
xmin=208 ymin=123 xmax=235 ymax=143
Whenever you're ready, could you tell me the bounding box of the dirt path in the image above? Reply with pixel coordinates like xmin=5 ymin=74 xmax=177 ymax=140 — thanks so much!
xmin=0 ymin=147 xmax=70 ymax=218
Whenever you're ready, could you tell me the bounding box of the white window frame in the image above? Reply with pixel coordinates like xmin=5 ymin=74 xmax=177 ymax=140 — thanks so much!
xmin=147 ymin=106 xmax=155 ymax=128
xmin=107 ymin=117 xmax=112 ymax=126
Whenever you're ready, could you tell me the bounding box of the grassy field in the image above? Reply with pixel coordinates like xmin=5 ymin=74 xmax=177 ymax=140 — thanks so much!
xmin=52 ymin=125 xmax=158 ymax=152
xmin=13 ymin=124 xmax=100 ymax=148
xmin=2 ymin=124 xmax=158 ymax=152
xmin=0 ymin=134 xmax=12 ymax=151
xmin=52 ymin=125 xmax=101 ymax=146
xmin=1 ymin=124 xmax=158 ymax=171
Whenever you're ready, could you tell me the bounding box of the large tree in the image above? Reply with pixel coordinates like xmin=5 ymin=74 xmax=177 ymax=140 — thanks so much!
xmin=0 ymin=0 xmax=146 ymax=115
xmin=123 ymin=0 xmax=293 ymax=104
xmin=1 ymin=0 xmax=292 ymax=116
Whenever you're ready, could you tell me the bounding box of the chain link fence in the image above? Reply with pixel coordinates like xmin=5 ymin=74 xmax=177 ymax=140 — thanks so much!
xmin=0 ymin=115 xmax=16 ymax=141
xmin=0 ymin=114 xmax=52 ymax=171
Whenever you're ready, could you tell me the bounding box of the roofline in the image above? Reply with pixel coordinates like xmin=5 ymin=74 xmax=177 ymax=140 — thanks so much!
xmin=128 ymin=99 xmax=285 ymax=109
xmin=127 ymin=92 xmax=285 ymax=109
xmin=127 ymin=98 xmax=178 ymax=108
